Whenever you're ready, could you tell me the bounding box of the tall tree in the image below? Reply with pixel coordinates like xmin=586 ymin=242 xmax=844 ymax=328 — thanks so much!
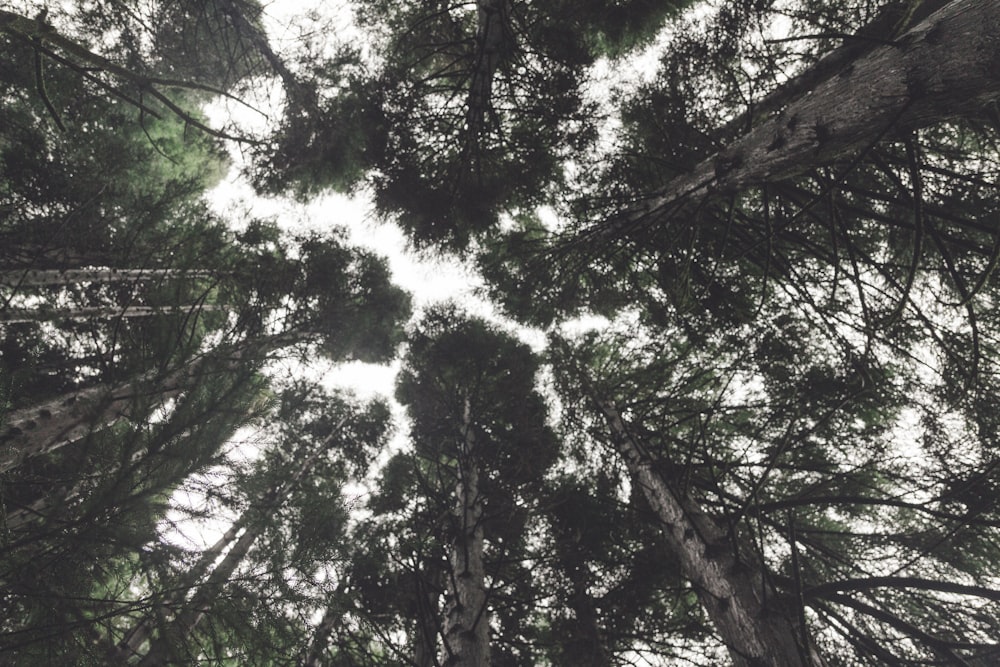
xmin=389 ymin=307 xmax=559 ymax=665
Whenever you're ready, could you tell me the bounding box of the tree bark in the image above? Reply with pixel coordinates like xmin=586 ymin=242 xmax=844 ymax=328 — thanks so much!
xmin=0 ymin=303 xmax=227 ymax=324
xmin=300 ymin=605 xmax=339 ymax=667
xmin=110 ymin=522 xmax=244 ymax=662
xmin=0 ymin=331 xmax=299 ymax=472
xmin=618 ymin=0 xmax=1000 ymax=234
xmin=0 ymin=374 xmax=166 ymax=473
xmin=593 ymin=396 xmax=825 ymax=667
xmin=441 ymin=398 xmax=490 ymax=666
xmin=719 ymin=0 xmax=951 ymax=140
xmin=0 ymin=268 xmax=212 ymax=288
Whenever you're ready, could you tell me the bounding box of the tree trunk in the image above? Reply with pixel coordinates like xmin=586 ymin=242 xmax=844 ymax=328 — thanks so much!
xmin=467 ymin=0 xmax=511 ymax=138
xmin=593 ymin=396 xmax=825 ymax=667
xmin=0 ymin=303 xmax=227 ymax=324
xmin=110 ymin=521 xmax=244 ymax=662
xmin=620 ymin=0 xmax=1000 ymax=234
xmin=441 ymin=398 xmax=490 ymax=666
xmin=0 ymin=375 xmax=165 ymax=473
xmin=719 ymin=0 xmax=951 ymax=140
xmin=300 ymin=605 xmax=339 ymax=667
xmin=138 ymin=527 xmax=259 ymax=666
xmin=0 ymin=332 xmax=300 ymax=472
xmin=414 ymin=565 xmax=443 ymax=667
xmin=0 ymin=268 xmax=212 ymax=289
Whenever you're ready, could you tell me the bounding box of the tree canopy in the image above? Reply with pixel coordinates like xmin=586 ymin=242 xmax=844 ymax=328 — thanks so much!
xmin=3 ymin=0 xmax=1000 ymax=665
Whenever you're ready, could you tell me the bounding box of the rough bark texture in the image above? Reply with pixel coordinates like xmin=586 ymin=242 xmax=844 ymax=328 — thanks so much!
xmin=0 ymin=376 xmax=160 ymax=472
xmin=719 ymin=0 xmax=951 ymax=139
xmin=627 ymin=0 xmax=1000 ymax=229
xmin=595 ymin=397 xmax=825 ymax=667
xmin=441 ymin=399 xmax=490 ymax=666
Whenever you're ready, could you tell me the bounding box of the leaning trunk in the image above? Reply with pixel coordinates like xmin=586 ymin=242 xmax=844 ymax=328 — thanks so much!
xmin=0 ymin=332 xmax=298 ymax=472
xmin=0 ymin=374 xmax=166 ymax=472
xmin=441 ymin=399 xmax=490 ymax=666
xmin=619 ymin=0 xmax=1000 ymax=233
xmin=137 ymin=526 xmax=260 ymax=666
xmin=110 ymin=521 xmax=244 ymax=662
xmin=594 ymin=396 xmax=825 ymax=666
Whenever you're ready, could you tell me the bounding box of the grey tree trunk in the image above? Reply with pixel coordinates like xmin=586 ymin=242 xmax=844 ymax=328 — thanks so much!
xmin=594 ymin=396 xmax=825 ymax=667
xmin=110 ymin=521 xmax=244 ymax=662
xmin=719 ymin=0 xmax=951 ymax=140
xmin=441 ymin=398 xmax=490 ymax=666
xmin=0 ymin=332 xmax=300 ymax=472
xmin=0 ymin=373 xmax=167 ymax=473
xmin=0 ymin=303 xmax=227 ymax=324
xmin=137 ymin=527 xmax=259 ymax=666
xmin=0 ymin=268 xmax=212 ymax=288
xmin=619 ymin=0 xmax=1000 ymax=234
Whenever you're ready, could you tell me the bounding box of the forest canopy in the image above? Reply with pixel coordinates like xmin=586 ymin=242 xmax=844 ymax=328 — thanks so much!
xmin=2 ymin=0 xmax=1000 ymax=665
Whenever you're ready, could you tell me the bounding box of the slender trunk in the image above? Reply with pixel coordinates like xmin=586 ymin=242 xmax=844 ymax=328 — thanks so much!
xmin=110 ymin=522 xmax=244 ymax=662
xmin=0 ymin=303 xmax=227 ymax=324
xmin=593 ymin=396 xmax=825 ymax=666
xmin=138 ymin=527 xmax=259 ymax=666
xmin=130 ymin=425 xmax=343 ymax=665
xmin=0 ymin=268 xmax=213 ymax=288
xmin=0 ymin=244 xmax=113 ymax=271
xmin=620 ymin=0 xmax=1000 ymax=235
xmin=213 ymin=0 xmax=304 ymax=100
xmin=441 ymin=398 xmax=490 ymax=666
xmin=466 ymin=0 xmax=511 ymax=137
